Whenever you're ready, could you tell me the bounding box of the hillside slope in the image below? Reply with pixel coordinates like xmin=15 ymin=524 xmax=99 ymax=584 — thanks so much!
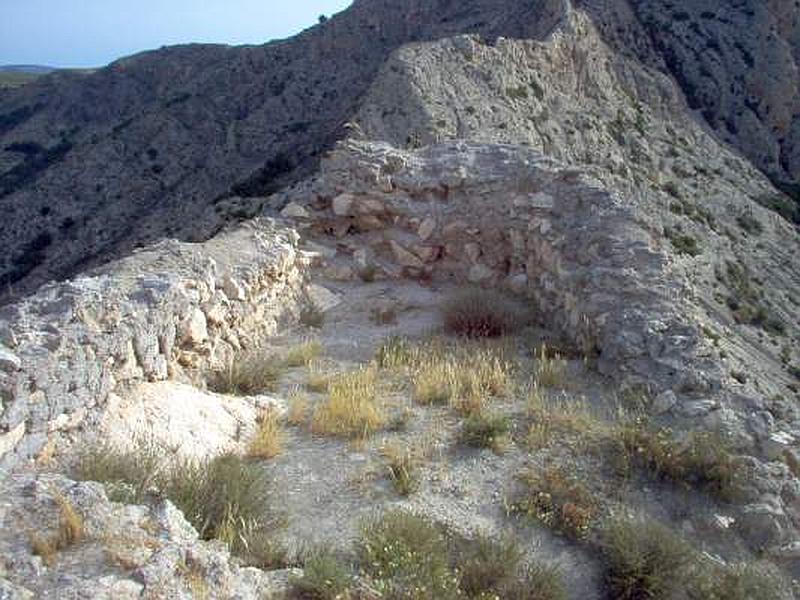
xmin=0 ymin=0 xmax=797 ymax=298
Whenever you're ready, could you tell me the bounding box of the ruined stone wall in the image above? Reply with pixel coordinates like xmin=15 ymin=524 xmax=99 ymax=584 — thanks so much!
xmin=282 ymin=141 xmax=721 ymax=394
xmin=0 ymin=219 xmax=307 ymax=473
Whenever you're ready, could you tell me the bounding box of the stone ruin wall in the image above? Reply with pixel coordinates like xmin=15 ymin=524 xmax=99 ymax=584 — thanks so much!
xmin=0 ymin=220 xmax=307 ymax=472
xmin=288 ymin=141 xmax=717 ymax=394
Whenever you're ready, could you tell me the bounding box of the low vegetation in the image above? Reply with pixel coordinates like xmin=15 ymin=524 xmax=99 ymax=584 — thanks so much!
xmin=381 ymin=441 xmax=422 ymax=496
xmin=284 ymin=340 xmax=323 ymax=367
xmin=532 ymin=344 xmax=567 ymax=388
xmin=598 ymin=516 xmax=693 ymax=600
xmin=311 ymin=367 xmax=385 ymax=438
xmin=460 ymin=412 xmax=510 ymax=453
xmin=526 ymin=386 xmax=599 ymax=449
xmin=357 ymin=511 xmax=461 ymax=599
xmin=208 ymin=350 xmax=284 ymax=395
xmin=441 ymin=288 xmax=522 ymax=338
xmin=74 ymin=444 xmax=282 ymax=566
xmin=291 ymin=545 xmax=353 ymax=599
xmin=247 ymin=409 xmax=284 ymax=459
xmin=607 ymin=416 xmax=741 ymax=500
xmin=30 ymin=493 xmax=84 ymax=566
xmin=510 ymin=465 xmax=597 ymax=539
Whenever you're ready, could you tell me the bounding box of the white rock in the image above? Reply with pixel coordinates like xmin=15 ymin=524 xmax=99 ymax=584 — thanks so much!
xmin=97 ymin=381 xmax=267 ymax=462
xmin=222 ymin=274 xmax=246 ymax=301
xmin=0 ymin=343 xmax=21 ymax=372
xmin=280 ymin=202 xmax=310 ymax=219
xmin=180 ymin=308 xmax=208 ymax=346
xmin=0 ymin=421 xmax=25 ymax=457
xmin=306 ymin=284 xmax=342 ymax=312
xmin=418 ymin=216 xmax=437 ymax=240
xmin=389 ymin=240 xmax=424 ymax=268
xmin=332 ymin=193 xmax=355 ymax=216
xmin=762 ymin=431 xmax=795 ymax=461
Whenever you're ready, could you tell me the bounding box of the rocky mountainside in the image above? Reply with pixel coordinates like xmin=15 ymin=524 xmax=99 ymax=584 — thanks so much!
xmin=0 ymin=0 xmax=798 ymax=298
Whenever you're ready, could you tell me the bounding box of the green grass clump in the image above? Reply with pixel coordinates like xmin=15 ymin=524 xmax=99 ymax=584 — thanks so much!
xmin=74 ymin=445 xmax=281 ymax=566
xmin=599 ymin=516 xmax=693 ymax=600
xmin=456 ymin=533 xmax=522 ymax=597
xmin=208 ymin=350 xmax=284 ymax=395
xmin=291 ymin=546 xmax=353 ymax=599
xmin=460 ymin=412 xmax=510 ymax=453
xmin=357 ymin=511 xmax=460 ymax=599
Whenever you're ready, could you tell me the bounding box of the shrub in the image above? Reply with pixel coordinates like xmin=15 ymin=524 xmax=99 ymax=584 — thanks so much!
xmin=442 ymin=288 xmax=520 ymax=338
xmin=30 ymin=493 xmax=84 ymax=566
xmin=357 ymin=511 xmax=460 ymax=599
xmin=666 ymin=228 xmax=701 ymax=256
xmin=73 ymin=438 xmax=162 ymax=503
xmin=247 ymin=410 xmax=284 ymax=459
xmin=291 ymin=546 xmax=353 ymax=599
xmin=456 ymin=533 xmax=522 ymax=597
xmin=510 ymin=466 xmax=597 ymax=538
xmin=687 ymin=560 xmax=790 ymax=600
xmin=504 ymin=562 xmax=568 ymax=600
xmin=312 ymin=367 xmax=384 ymax=438
xmin=598 ymin=516 xmax=693 ymax=600
xmin=381 ymin=441 xmax=421 ymax=496
xmin=607 ymin=418 xmax=741 ymax=500
xmin=75 ymin=447 xmax=279 ymax=562
xmin=736 ymin=211 xmax=763 ymax=236
xmin=460 ymin=412 xmax=510 ymax=453
xmin=208 ymin=351 xmax=284 ymax=395
xmin=285 ymin=340 xmax=323 ymax=368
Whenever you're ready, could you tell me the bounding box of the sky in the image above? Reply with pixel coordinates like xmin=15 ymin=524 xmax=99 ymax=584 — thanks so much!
xmin=0 ymin=0 xmax=353 ymax=68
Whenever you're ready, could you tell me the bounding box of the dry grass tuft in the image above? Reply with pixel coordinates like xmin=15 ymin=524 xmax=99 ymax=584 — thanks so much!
xmin=305 ymin=361 xmax=331 ymax=393
xmin=30 ymin=493 xmax=84 ymax=566
xmin=286 ymin=390 xmax=309 ymax=426
xmin=312 ymin=367 xmax=385 ymax=439
xmin=442 ymin=288 xmax=521 ymax=338
xmin=247 ymin=410 xmax=284 ymax=459
xmin=410 ymin=342 xmax=514 ymax=414
xmin=510 ymin=465 xmax=597 ymax=539
xmin=527 ymin=386 xmax=600 ymax=449
xmin=208 ymin=350 xmax=284 ymax=395
xmin=381 ymin=441 xmax=422 ymax=496
xmin=284 ymin=340 xmax=323 ymax=368
xmin=533 ymin=343 xmax=567 ymax=388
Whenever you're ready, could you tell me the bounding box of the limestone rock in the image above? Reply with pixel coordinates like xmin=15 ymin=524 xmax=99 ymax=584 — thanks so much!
xmin=280 ymin=202 xmax=310 ymax=219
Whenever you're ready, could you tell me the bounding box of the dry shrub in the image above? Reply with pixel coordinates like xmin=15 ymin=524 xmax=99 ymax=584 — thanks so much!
xmin=381 ymin=441 xmax=422 ymax=496
xmin=460 ymin=412 xmax=511 ymax=453
xmin=284 ymin=340 xmax=323 ymax=368
xmin=442 ymin=288 xmax=521 ymax=338
xmin=30 ymin=493 xmax=84 ymax=566
xmin=511 ymin=465 xmax=597 ymax=539
xmin=312 ymin=367 xmax=384 ymax=438
xmin=527 ymin=386 xmax=600 ymax=449
xmin=533 ymin=344 xmax=567 ymax=388
xmin=286 ymin=390 xmax=309 ymax=426
xmin=247 ymin=409 xmax=284 ymax=459
xmin=208 ymin=350 xmax=284 ymax=395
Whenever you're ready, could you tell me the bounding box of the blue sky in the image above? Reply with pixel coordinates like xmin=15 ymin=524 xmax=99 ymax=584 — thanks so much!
xmin=0 ymin=1 xmax=353 ymax=68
